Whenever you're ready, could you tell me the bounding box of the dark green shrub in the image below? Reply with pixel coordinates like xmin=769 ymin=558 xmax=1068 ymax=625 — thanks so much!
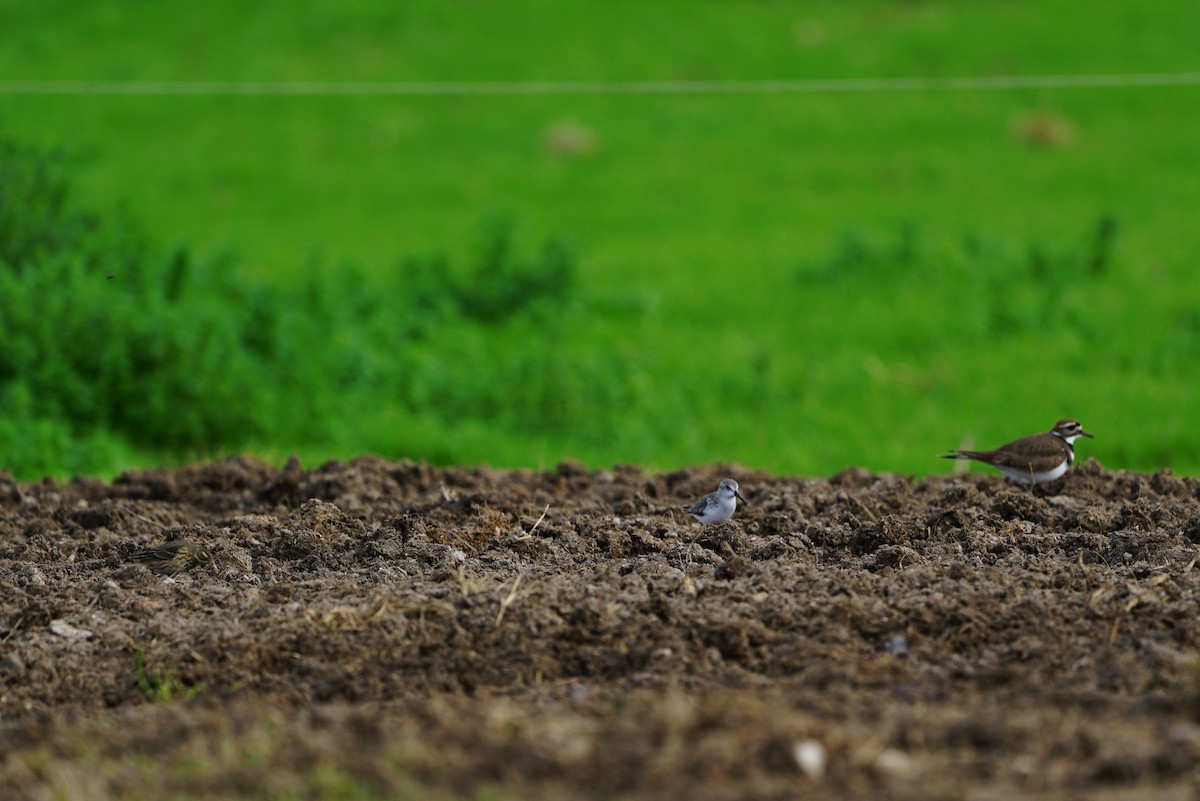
xmin=0 ymin=135 xmax=605 ymax=477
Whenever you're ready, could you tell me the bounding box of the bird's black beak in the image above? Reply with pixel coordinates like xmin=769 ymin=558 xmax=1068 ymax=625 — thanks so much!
xmin=1080 ymin=429 xmax=1094 ymax=439
xmin=735 ymin=490 xmax=748 ymax=505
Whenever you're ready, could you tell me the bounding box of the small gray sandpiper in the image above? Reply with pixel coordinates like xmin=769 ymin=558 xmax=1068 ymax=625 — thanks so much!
xmin=682 ymin=478 xmax=747 ymax=525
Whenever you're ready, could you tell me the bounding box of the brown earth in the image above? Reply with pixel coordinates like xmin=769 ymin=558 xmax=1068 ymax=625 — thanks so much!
xmin=2 ymin=456 xmax=1200 ymax=800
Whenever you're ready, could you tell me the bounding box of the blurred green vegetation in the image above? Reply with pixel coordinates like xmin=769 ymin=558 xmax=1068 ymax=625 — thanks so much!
xmin=1 ymin=0 xmax=1199 ymax=479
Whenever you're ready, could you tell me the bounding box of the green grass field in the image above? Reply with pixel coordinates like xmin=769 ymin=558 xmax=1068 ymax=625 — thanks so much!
xmin=2 ymin=0 xmax=1199 ymax=480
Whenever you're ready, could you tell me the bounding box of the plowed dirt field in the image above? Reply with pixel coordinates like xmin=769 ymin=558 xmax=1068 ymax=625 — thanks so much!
xmin=2 ymin=457 xmax=1199 ymax=799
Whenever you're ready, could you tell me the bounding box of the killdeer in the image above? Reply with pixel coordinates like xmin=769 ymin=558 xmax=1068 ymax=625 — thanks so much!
xmin=682 ymin=478 xmax=748 ymax=525
xmin=941 ymin=419 xmax=1093 ymax=484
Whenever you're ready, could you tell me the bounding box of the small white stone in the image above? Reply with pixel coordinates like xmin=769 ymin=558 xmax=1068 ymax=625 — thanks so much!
xmin=49 ymin=619 xmax=93 ymax=641
xmin=873 ymin=748 xmax=915 ymax=778
xmin=793 ymin=739 xmax=826 ymax=779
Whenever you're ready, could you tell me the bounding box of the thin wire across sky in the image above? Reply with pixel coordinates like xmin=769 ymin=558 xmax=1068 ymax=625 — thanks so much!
xmin=2 ymin=72 xmax=1199 ymax=97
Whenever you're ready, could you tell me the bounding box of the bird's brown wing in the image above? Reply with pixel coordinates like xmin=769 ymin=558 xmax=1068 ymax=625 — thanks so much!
xmin=983 ymin=433 xmax=1071 ymax=473
xmin=133 ymin=542 xmax=182 ymax=562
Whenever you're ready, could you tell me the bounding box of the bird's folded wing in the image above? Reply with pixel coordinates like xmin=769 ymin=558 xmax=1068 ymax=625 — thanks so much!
xmin=987 ymin=434 xmax=1068 ymax=471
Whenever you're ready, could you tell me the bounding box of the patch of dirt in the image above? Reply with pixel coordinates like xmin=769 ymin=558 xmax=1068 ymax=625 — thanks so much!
xmin=2 ymin=457 xmax=1199 ymax=799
